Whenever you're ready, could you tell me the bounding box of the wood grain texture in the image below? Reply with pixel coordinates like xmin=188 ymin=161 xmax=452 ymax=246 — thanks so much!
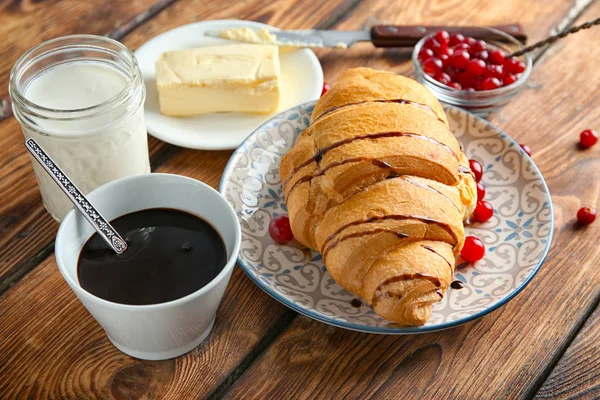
xmin=0 ymin=0 xmax=173 ymax=120
xmin=223 ymin=2 xmax=600 ymax=399
xmin=120 ymin=0 xmax=363 ymax=50
xmin=0 ymin=0 xmax=357 ymax=294
xmin=0 ymin=256 xmax=292 ymax=399
xmin=534 ymin=299 xmax=600 ymax=399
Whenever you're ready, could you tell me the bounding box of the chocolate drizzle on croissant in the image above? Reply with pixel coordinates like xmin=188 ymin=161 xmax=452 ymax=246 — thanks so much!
xmin=312 ymin=98 xmax=447 ymax=125
xmin=320 ymin=214 xmax=459 ymax=257
xmin=372 ymin=273 xmax=443 ymax=306
xmin=280 ymin=68 xmax=477 ymax=326
xmin=283 ymin=130 xmax=459 ymax=194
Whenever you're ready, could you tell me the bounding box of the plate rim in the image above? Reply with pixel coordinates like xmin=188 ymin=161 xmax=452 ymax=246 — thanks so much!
xmin=134 ymin=19 xmax=324 ymax=150
xmin=219 ymin=100 xmax=555 ymax=334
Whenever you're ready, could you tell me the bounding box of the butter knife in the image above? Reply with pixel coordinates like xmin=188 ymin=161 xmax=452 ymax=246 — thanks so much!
xmin=206 ymin=24 xmax=526 ymax=48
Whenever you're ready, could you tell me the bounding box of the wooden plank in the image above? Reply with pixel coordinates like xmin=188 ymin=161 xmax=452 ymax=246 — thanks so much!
xmin=222 ymin=1 xmax=600 ymax=399
xmin=0 ymin=0 xmax=359 ymax=294
xmin=0 ymin=1 xmax=359 ymax=398
xmin=534 ymin=300 xmax=600 ymax=399
xmin=0 ymin=0 xmax=177 ymax=120
xmin=120 ymin=0 xmax=363 ymax=50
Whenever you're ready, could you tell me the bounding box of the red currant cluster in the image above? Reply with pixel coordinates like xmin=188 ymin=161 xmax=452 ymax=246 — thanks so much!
xmin=462 ymin=127 xmax=599 ymax=263
xmin=577 ymin=129 xmax=598 ymax=225
xmin=460 ymin=159 xmax=488 ymax=263
xmin=418 ymin=30 xmax=526 ymax=91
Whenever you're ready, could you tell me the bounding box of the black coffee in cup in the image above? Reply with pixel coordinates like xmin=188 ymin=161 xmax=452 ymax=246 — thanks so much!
xmin=77 ymin=208 xmax=226 ymax=305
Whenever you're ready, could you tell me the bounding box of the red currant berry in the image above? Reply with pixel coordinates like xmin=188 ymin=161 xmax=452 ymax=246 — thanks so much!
xmin=484 ymin=64 xmax=503 ymax=79
xmin=423 ymin=37 xmax=438 ymax=49
xmin=449 ymin=33 xmax=465 ymax=46
xmin=429 ymin=40 xmax=444 ymax=54
xmin=456 ymin=72 xmax=475 ymax=89
xmin=513 ymin=60 xmax=527 ymax=73
xmin=503 ymin=74 xmax=518 ymax=86
xmin=449 ymin=50 xmax=470 ymax=69
xmin=435 ymin=30 xmax=450 ymax=44
xmin=505 ymin=57 xmax=526 ymax=74
xmin=580 ymin=129 xmax=598 ymax=148
xmin=453 ymin=43 xmax=470 ymax=51
xmin=434 ymin=43 xmax=453 ymax=57
xmin=577 ymin=207 xmax=597 ymax=225
xmin=269 ymin=215 xmax=294 ymax=243
xmin=481 ymin=77 xmax=501 ymax=90
xmin=434 ymin=72 xmax=452 ymax=85
xmin=488 ymin=50 xmax=506 ymax=65
xmin=476 ymin=182 xmax=486 ymax=201
xmin=465 ymin=59 xmax=486 ymax=77
xmin=474 ymin=50 xmax=489 ymax=61
xmin=422 ymin=57 xmax=443 ymax=76
xmin=520 ymin=144 xmax=531 ymax=156
xmin=470 ymin=39 xmax=487 ymax=53
xmin=474 ymin=200 xmax=494 ymax=223
xmin=469 ymin=159 xmax=483 ymax=182
xmin=461 ymin=236 xmax=486 ymax=262
xmin=445 ymin=66 xmax=458 ymax=77
xmin=418 ymin=47 xmax=434 ymax=61
xmin=439 ymin=53 xmax=450 ymax=67
xmin=473 ymin=78 xmax=486 ymax=91
xmin=448 ymin=82 xmax=462 ymax=90
xmin=321 ymin=82 xmax=330 ymax=96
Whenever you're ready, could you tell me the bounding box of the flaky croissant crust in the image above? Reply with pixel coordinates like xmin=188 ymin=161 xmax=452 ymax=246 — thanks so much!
xmin=280 ymin=68 xmax=476 ymax=325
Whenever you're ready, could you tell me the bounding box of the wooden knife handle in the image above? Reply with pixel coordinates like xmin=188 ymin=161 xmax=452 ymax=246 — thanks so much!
xmin=370 ymin=24 xmax=527 ymax=47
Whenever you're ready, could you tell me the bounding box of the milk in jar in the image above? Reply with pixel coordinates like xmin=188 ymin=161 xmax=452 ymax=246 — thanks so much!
xmin=10 ymin=35 xmax=150 ymax=221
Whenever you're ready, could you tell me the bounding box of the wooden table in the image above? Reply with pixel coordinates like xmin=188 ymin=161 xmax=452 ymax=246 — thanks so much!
xmin=1 ymin=0 xmax=600 ymax=398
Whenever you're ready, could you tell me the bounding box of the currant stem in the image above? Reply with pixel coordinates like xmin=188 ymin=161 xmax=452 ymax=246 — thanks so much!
xmin=509 ymin=17 xmax=600 ymax=58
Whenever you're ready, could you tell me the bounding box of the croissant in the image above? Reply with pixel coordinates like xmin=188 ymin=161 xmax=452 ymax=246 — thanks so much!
xmin=280 ymin=68 xmax=477 ymax=325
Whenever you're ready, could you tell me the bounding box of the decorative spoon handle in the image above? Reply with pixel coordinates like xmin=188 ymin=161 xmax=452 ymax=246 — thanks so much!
xmin=25 ymin=138 xmax=128 ymax=254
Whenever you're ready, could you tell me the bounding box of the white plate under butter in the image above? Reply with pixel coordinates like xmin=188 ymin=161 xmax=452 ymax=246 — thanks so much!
xmin=135 ymin=20 xmax=323 ymax=150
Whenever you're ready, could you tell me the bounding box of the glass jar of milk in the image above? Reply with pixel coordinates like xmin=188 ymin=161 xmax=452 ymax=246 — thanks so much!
xmin=10 ymin=35 xmax=150 ymax=221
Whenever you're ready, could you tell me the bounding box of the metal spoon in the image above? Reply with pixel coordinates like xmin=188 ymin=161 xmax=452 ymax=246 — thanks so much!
xmin=25 ymin=138 xmax=128 ymax=254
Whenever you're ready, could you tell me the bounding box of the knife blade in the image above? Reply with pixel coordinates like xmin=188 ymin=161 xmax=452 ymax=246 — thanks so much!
xmin=205 ymin=24 xmax=527 ymax=48
xmin=205 ymin=29 xmax=370 ymax=48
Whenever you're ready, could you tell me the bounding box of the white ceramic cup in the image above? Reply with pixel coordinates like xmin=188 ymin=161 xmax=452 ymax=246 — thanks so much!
xmin=55 ymin=173 xmax=241 ymax=360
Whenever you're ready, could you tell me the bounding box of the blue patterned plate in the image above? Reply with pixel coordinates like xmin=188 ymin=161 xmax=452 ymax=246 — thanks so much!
xmin=219 ymin=101 xmax=554 ymax=333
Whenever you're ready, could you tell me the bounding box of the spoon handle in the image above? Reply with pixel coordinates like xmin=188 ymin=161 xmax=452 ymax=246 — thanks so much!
xmin=25 ymin=138 xmax=128 ymax=254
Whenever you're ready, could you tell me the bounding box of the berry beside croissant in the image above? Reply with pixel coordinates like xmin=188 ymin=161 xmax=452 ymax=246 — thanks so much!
xmin=280 ymin=67 xmax=477 ymax=325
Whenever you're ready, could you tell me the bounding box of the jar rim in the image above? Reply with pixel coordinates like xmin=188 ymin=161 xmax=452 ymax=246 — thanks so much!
xmin=9 ymin=34 xmax=141 ymax=118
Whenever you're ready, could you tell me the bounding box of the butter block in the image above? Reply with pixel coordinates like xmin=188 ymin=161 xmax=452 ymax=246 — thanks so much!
xmin=155 ymin=44 xmax=280 ymax=116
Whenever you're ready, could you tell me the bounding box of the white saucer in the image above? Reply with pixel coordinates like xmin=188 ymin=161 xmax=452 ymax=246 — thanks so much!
xmin=134 ymin=20 xmax=324 ymax=150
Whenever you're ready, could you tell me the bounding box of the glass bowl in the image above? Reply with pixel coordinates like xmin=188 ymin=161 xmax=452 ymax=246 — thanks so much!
xmin=412 ymin=27 xmax=532 ymax=116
